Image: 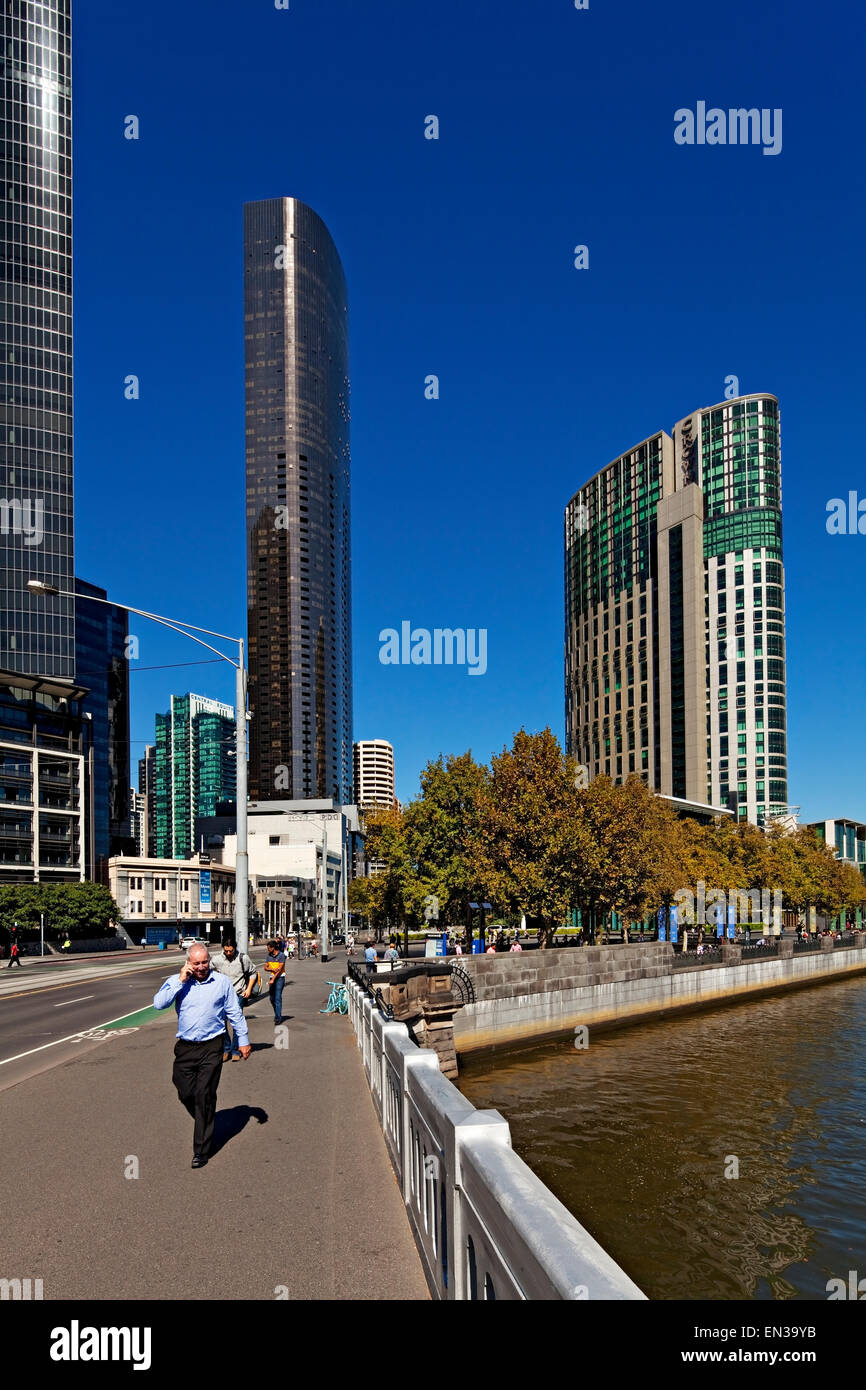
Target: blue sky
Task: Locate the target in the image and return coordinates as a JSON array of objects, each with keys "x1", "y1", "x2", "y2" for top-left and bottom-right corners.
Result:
[{"x1": 72, "y1": 0, "x2": 865, "y2": 818}]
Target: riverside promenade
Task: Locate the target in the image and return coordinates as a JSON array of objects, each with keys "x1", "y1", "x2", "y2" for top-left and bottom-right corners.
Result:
[{"x1": 0, "y1": 956, "x2": 428, "y2": 1301}]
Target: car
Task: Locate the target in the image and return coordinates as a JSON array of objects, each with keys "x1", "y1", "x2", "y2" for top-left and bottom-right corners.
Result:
[{"x1": 179, "y1": 935, "x2": 206, "y2": 948}]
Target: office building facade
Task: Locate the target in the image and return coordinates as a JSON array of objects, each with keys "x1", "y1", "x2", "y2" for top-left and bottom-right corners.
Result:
[
  {"x1": 565, "y1": 393, "x2": 788, "y2": 826},
  {"x1": 1, "y1": 2, "x2": 75, "y2": 678},
  {"x1": 75, "y1": 579, "x2": 131, "y2": 870},
  {"x1": 138, "y1": 744, "x2": 156, "y2": 856},
  {"x1": 244, "y1": 197, "x2": 353, "y2": 804},
  {"x1": 155, "y1": 694, "x2": 236, "y2": 860},
  {"x1": 0, "y1": 671, "x2": 88, "y2": 881},
  {"x1": 807, "y1": 818, "x2": 866, "y2": 883},
  {"x1": 109, "y1": 856, "x2": 236, "y2": 937}
]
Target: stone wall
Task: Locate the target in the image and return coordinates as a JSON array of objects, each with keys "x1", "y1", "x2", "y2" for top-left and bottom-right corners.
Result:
[{"x1": 454, "y1": 942, "x2": 866, "y2": 1055}]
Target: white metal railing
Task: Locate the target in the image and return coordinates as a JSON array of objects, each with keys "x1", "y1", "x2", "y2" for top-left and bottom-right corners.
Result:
[{"x1": 346, "y1": 980, "x2": 645, "y2": 1302}]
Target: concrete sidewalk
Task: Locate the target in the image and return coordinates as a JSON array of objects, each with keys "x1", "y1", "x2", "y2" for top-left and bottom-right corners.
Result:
[{"x1": 0, "y1": 957, "x2": 429, "y2": 1301}]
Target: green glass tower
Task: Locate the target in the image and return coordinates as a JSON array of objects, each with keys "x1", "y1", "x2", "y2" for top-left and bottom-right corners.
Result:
[
  {"x1": 565, "y1": 393, "x2": 788, "y2": 826},
  {"x1": 155, "y1": 694, "x2": 236, "y2": 859}
]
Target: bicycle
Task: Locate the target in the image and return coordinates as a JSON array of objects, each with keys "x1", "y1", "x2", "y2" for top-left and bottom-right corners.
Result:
[{"x1": 320, "y1": 981, "x2": 348, "y2": 1015}]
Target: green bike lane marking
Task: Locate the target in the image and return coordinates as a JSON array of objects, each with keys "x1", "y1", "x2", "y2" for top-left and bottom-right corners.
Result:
[{"x1": 100, "y1": 1005, "x2": 167, "y2": 1031}]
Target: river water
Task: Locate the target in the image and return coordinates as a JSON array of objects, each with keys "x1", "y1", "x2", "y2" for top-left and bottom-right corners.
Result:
[{"x1": 457, "y1": 979, "x2": 866, "y2": 1300}]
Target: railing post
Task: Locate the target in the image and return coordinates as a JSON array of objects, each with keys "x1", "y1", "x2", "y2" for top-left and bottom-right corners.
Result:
[
  {"x1": 451, "y1": 1110, "x2": 512, "y2": 1300},
  {"x1": 400, "y1": 1050, "x2": 441, "y2": 1208}
]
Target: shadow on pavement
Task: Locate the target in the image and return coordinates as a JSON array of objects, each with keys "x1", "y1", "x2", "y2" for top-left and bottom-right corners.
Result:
[{"x1": 211, "y1": 1104, "x2": 268, "y2": 1156}]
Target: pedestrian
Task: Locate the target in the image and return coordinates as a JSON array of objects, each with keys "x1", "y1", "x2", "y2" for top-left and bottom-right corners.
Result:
[
  {"x1": 6, "y1": 940, "x2": 22, "y2": 969},
  {"x1": 140, "y1": 936, "x2": 147, "y2": 951},
  {"x1": 383, "y1": 942, "x2": 400, "y2": 967},
  {"x1": 346, "y1": 932, "x2": 355, "y2": 958},
  {"x1": 454, "y1": 940, "x2": 463, "y2": 956},
  {"x1": 62, "y1": 935, "x2": 71, "y2": 954},
  {"x1": 509, "y1": 937, "x2": 522, "y2": 953},
  {"x1": 153, "y1": 944, "x2": 250, "y2": 1168},
  {"x1": 263, "y1": 940, "x2": 287, "y2": 1023},
  {"x1": 364, "y1": 940, "x2": 377, "y2": 974},
  {"x1": 210, "y1": 939, "x2": 257, "y2": 1060}
]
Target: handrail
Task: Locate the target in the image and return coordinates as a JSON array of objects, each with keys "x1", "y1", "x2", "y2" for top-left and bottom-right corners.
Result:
[{"x1": 345, "y1": 977, "x2": 645, "y2": 1302}]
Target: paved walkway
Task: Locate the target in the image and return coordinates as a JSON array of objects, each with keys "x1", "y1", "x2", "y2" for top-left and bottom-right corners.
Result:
[{"x1": 0, "y1": 957, "x2": 429, "y2": 1300}]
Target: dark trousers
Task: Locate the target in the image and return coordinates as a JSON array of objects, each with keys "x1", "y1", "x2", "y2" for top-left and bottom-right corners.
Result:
[
  {"x1": 6, "y1": 955, "x2": 21, "y2": 967},
  {"x1": 172, "y1": 1036, "x2": 224, "y2": 1157}
]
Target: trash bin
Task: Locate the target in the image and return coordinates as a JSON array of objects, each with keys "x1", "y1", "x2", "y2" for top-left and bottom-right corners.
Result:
[{"x1": 158, "y1": 941, "x2": 165, "y2": 951}]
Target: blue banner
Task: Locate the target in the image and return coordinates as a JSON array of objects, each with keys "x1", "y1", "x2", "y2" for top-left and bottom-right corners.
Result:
[
  {"x1": 727, "y1": 903, "x2": 736, "y2": 940},
  {"x1": 716, "y1": 902, "x2": 724, "y2": 938},
  {"x1": 670, "y1": 904, "x2": 678, "y2": 944},
  {"x1": 657, "y1": 905, "x2": 666, "y2": 942},
  {"x1": 199, "y1": 870, "x2": 212, "y2": 913}
]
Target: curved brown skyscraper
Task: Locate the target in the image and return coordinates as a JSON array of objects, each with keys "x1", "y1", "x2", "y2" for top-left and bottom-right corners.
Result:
[{"x1": 244, "y1": 198, "x2": 353, "y2": 803}]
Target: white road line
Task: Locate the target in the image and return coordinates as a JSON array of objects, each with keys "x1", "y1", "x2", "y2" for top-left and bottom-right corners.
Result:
[
  {"x1": 0, "y1": 1005, "x2": 158, "y2": 1067},
  {"x1": 53, "y1": 996, "x2": 95, "y2": 1008}
]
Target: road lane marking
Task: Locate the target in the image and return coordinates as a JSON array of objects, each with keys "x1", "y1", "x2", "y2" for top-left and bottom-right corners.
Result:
[
  {"x1": 0, "y1": 1004, "x2": 166, "y2": 1067},
  {"x1": 0, "y1": 962, "x2": 176, "y2": 1001},
  {"x1": 53, "y1": 996, "x2": 95, "y2": 1007}
]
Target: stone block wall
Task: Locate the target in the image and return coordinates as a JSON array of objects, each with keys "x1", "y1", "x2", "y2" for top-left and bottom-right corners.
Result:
[{"x1": 459, "y1": 942, "x2": 674, "y2": 1002}]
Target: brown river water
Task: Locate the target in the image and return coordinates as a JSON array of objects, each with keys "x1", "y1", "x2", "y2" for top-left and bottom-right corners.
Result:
[{"x1": 457, "y1": 978, "x2": 866, "y2": 1300}]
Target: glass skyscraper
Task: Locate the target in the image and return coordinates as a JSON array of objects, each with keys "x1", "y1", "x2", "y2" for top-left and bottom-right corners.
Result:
[
  {"x1": 155, "y1": 693, "x2": 237, "y2": 860},
  {"x1": 565, "y1": 393, "x2": 788, "y2": 826},
  {"x1": 1, "y1": 1, "x2": 74, "y2": 677},
  {"x1": 244, "y1": 197, "x2": 353, "y2": 804},
  {"x1": 74, "y1": 579, "x2": 131, "y2": 869}
]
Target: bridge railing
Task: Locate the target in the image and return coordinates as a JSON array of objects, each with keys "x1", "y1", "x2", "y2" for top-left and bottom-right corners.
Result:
[{"x1": 346, "y1": 978, "x2": 645, "y2": 1302}]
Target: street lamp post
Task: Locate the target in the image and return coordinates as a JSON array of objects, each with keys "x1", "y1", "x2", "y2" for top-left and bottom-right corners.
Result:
[{"x1": 27, "y1": 580, "x2": 250, "y2": 954}]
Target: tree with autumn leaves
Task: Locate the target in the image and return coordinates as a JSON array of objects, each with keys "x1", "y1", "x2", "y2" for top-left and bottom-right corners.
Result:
[{"x1": 349, "y1": 729, "x2": 866, "y2": 942}]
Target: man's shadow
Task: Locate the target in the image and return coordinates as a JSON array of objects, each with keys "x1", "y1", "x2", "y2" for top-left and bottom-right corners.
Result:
[{"x1": 211, "y1": 1105, "x2": 268, "y2": 1156}]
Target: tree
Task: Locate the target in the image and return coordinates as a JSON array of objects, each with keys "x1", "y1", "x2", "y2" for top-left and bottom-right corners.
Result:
[
  {"x1": 403, "y1": 752, "x2": 488, "y2": 928},
  {"x1": 361, "y1": 805, "x2": 428, "y2": 934},
  {"x1": 472, "y1": 728, "x2": 578, "y2": 946},
  {"x1": 566, "y1": 775, "x2": 682, "y2": 938},
  {"x1": 0, "y1": 883, "x2": 119, "y2": 941}
]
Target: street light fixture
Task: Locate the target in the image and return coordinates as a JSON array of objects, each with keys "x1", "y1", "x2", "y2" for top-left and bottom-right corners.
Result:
[{"x1": 26, "y1": 579, "x2": 251, "y2": 954}]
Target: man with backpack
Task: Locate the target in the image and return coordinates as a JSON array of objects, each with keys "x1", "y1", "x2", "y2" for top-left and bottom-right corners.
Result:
[{"x1": 210, "y1": 939, "x2": 257, "y2": 1060}]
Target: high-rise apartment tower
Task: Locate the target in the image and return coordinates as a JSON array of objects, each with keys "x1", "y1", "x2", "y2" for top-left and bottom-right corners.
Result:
[
  {"x1": 353, "y1": 740, "x2": 396, "y2": 810},
  {"x1": 565, "y1": 393, "x2": 787, "y2": 826}
]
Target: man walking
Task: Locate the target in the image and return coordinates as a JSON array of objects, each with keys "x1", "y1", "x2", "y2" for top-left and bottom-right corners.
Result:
[
  {"x1": 153, "y1": 944, "x2": 250, "y2": 1168},
  {"x1": 211, "y1": 938, "x2": 256, "y2": 1060},
  {"x1": 6, "y1": 940, "x2": 21, "y2": 968}
]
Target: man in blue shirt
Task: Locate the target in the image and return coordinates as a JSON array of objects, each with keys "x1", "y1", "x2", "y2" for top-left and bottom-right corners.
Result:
[
  {"x1": 154, "y1": 944, "x2": 251, "y2": 1168},
  {"x1": 364, "y1": 941, "x2": 377, "y2": 974}
]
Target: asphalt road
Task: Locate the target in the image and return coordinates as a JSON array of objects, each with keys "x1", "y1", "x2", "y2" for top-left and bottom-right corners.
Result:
[{"x1": 0, "y1": 948, "x2": 271, "y2": 1089}]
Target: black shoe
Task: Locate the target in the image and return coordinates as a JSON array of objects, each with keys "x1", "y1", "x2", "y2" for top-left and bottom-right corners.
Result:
[{"x1": 191, "y1": 1155, "x2": 208, "y2": 1169}]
